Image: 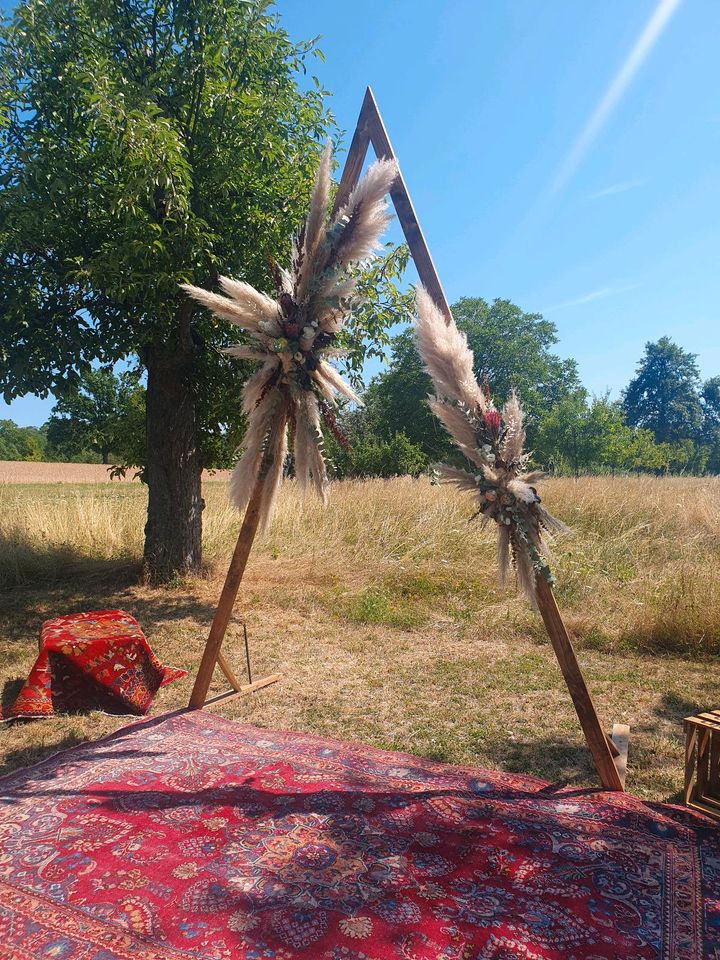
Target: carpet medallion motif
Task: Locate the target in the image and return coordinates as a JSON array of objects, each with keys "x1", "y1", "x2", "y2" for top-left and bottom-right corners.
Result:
[{"x1": 0, "y1": 711, "x2": 717, "y2": 959}]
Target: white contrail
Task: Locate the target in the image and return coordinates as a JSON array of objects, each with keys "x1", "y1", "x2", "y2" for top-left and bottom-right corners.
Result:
[
  {"x1": 542, "y1": 283, "x2": 639, "y2": 313},
  {"x1": 586, "y1": 178, "x2": 647, "y2": 200},
  {"x1": 549, "y1": 0, "x2": 682, "y2": 197}
]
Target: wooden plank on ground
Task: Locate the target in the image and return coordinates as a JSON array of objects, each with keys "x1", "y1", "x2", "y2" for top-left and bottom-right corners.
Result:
[
  {"x1": 203, "y1": 673, "x2": 282, "y2": 708},
  {"x1": 610, "y1": 722, "x2": 630, "y2": 790}
]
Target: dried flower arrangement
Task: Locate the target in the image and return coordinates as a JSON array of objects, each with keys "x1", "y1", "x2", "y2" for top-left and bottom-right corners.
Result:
[
  {"x1": 414, "y1": 286, "x2": 568, "y2": 607},
  {"x1": 182, "y1": 144, "x2": 398, "y2": 529}
]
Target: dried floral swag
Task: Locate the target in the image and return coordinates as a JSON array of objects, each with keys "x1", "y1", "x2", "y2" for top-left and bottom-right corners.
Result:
[
  {"x1": 182, "y1": 145, "x2": 398, "y2": 529},
  {"x1": 414, "y1": 287, "x2": 568, "y2": 606}
]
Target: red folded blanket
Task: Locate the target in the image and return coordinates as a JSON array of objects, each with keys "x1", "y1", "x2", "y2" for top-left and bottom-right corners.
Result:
[{"x1": 1, "y1": 608, "x2": 186, "y2": 720}]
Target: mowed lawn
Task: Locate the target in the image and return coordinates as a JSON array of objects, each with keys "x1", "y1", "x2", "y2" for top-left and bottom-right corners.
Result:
[{"x1": 1, "y1": 469, "x2": 719, "y2": 802}]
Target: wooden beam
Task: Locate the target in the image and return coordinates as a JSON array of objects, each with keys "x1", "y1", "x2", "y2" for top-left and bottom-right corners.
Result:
[
  {"x1": 610, "y1": 723, "x2": 630, "y2": 789},
  {"x1": 333, "y1": 102, "x2": 372, "y2": 214},
  {"x1": 190, "y1": 88, "x2": 452, "y2": 711},
  {"x1": 216, "y1": 650, "x2": 243, "y2": 692},
  {"x1": 203, "y1": 673, "x2": 282, "y2": 708},
  {"x1": 332, "y1": 87, "x2": 452, "y2": 322},
  {"x1": 534, "y1": 575, "x2": 624, "y2": 791},
  {"x1": 188, "y1": 447, "x2": 277, "y2": 709}
]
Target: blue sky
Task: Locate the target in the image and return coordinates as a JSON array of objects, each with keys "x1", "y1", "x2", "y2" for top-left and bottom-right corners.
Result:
[{"x1": 4, "y1": 0, "x2": 719, "y2": 426}]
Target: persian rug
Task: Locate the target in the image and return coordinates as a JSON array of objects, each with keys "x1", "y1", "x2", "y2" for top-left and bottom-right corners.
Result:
[
  {"x1": 1, "y1": 609, "x2": 186, "y2": 721},
  {"x1": 0, "y1": 711, "x2": 718, "y2": 960}
]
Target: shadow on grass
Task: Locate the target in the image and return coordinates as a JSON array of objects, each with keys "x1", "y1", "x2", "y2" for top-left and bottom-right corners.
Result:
[
  {"x1": 484, "y1": 712, "x2": 705, "y2": 806},
  {"x1": 0, "y1": 531, "x2": 145, "y2": 591},
  {"x1": 654, "y1": 690, "x2": 706, "y2": 723},
  {"x1": 0, "y1": 536, "x2": 145, "y2": 645},
  {"x1": 0, "y1": 730, "x2": 92, "y2": 779},
  {"x1": 1, "y1": 573, "x2": 218, "y2": 647},
  {"x1": 630, "y1": 691, "x2": 703, "y2": 742},
  {"x1": 484, "y1": 735, "x2": 597, "y2": 788},
  {"x1": 1, "y1": 677, "x2": 23, "y2": 712}
]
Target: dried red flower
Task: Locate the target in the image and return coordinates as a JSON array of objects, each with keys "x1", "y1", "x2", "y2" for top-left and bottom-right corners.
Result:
[{"x1": 483, "y1": 409, "x2": 502, "y2": 435}]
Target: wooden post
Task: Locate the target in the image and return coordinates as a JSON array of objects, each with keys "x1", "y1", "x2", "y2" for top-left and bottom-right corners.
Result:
[
  {"x1": 534, "y1": 575, "x2": 624, "y2": 791},
  {"x1": 332, "y1": 87, "x2": 452, "y2": 322},
  {"x1": 188, "y1": 452, "x2": 279, "y2": 709}
]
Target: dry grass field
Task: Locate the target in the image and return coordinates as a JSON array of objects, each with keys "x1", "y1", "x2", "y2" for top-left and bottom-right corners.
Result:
[
  {"x1": 0, "y1": 459, "x2": 231, "y2": 484},
  {"x1": 1, "y1": 467, "x2": 719, "y2": 802}
]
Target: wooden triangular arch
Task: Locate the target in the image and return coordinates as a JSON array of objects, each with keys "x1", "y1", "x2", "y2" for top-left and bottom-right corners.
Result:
[
  {"x1": 188, "y1": 87, "x2": 629, "y2": 792},
  {"x1": 332, "y1": 87, "x2": 452, "y2": 321}
]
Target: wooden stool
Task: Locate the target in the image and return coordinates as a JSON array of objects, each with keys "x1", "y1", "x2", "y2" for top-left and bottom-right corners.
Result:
[{"x1": 684, "y1": 710, "x2": 720, "y2": 819}]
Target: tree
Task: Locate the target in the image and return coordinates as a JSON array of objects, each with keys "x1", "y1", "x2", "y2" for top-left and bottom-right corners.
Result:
[
  {"x1": 623, "y1": 337, "x2": 703, "y2": 444},
  {"x1": 0, "y1": 419, "x2": 44, "y2": 460},
  {"x1": 534, "y1": 392, "x2": 598, "y2": 476},
  {"x1": 700, "y1": 376, "x2": 720, "y2": 473},
  {"x1": 356, "y1": 296, "x2": 581, "y2": 461},
  {"x1": 46, "y1": 367, "x2": 141, "y2": 464},
  {"x1": 337, "y1": 432, "x2": 427, "y2": 479},
  {"x1": 0, "y1": 0, "x2": 334, "y2": 580},
  {"x1": 535, "y1": 392, "x2": 672, "y2": 476}
]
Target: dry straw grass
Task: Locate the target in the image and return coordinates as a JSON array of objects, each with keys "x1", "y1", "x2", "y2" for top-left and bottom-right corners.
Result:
[
  {"x1": 0, "y1": 460, "x2": 230, "y2": 484},
  {"x1": 4, "y1": 474, "x2": 717, "y2": 655},
  {"x1": 1, "y1": 472, "x2": 719, "y2": 800},
  {"x1": 0, "y1": 461, "x2": 137, "y2": 484}
]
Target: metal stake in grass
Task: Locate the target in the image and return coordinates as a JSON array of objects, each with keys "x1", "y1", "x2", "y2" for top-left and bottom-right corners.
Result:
[{"x1": 243, "y1": 622, "x2": 253, "y2": 687}]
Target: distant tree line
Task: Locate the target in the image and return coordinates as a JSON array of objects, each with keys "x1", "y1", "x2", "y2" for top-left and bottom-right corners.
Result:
[
  {"x1": 3, "y1": 299, "x2": 718, "y2": 478},
  {"x1": 331, "y1": 301, "x2": 719, "y2": 478},
  {"x1": 1, "y1": 368, "x2": 144, "y2": 466}
]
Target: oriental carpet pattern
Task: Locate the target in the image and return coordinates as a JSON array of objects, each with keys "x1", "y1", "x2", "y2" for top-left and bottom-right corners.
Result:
[
  {"x1": 1, "y1": 610, "x2": 186, "y2": 721},
  {"x1": 0, "y1": 710, "x2": 718, "y2": 959}
]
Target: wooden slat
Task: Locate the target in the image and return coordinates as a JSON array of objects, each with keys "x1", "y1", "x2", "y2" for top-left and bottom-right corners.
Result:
[
  {"x1": 696, "y1": 712, "x2": 720, "y2": 726},
  {"x1": 610, "y1": 723, "x2": 630, "y2": 790},
  {"x1": 332, "y1": 87, "x2": 453, "y2": 323},
  {"x1": 688, "y1": 795, "x2": 720, "y2": 820},
  {"x1": 534, "y1": 575, "x2": 624, "y2": 791},
  {"x1": 697, "y1": 729, "x2": 711, "y2": 801},
  {"x1": 188, "y1": 442, "x2": 280, "y2": 709},
  {"x1": 685, "y1": 721, "x2": 698, "y2": 805},
  {"x1": 216, "y1": 650, "x2": 243, "y2": 692},
  {"x1": 203, "y1": 673, "x2": 282, "y2": 708},
  {"x1": 687, "y1": 718, "x2": 720, "y2": 734},
  {"x1": 709, "y1": 734, "x2": 720, "y2": 797}
]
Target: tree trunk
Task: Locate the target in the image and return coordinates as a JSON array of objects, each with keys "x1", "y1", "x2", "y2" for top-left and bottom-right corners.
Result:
[{"x1": 143, "y1": 307, "x2": 204, "y2": 583}]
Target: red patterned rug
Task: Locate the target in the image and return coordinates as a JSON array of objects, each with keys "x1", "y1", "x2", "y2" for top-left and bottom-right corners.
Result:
[
  {"x1": 0, "y1": 711, "x2": 718, "y2": 959},
  {"x1": 1, "y1": 609, "x2": 186, "y2": 721}
]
